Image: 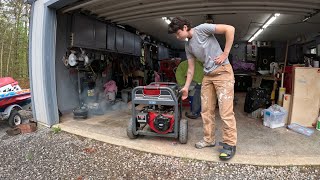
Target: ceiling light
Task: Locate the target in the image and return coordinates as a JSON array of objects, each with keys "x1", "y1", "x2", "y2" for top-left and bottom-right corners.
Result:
[
  {"x1": 248, "y1": 13, "x2": 280, "y2": 42},
  {"x1": 302, "y1": 16, "x2": 310, "y2": 22},
  {"x1": 255, "y1": 28, "x2": 264, "y2": 37},
  {"x1": 302, "y1": 10, "x2": 319, "y2": 22},
  {"x1": 248, "y1": 36, "x2": 255, "y2": 43},
  {"x1": 248, "y1": 28, "x2": 263, "y2": 42},
  {"x1": 162, "y1": 17, "x2": 171, "y2": 24},
  {"x1": 262, "y1": 16, "x2": 276, "y2": 29}
]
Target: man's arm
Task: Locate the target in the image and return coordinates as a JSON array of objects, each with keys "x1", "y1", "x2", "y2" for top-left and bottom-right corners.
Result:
[
  {"x1": 180, "y1": 58, "x2": 195, "y2": 100},
  {"x1": 214, "y1": 24, "x2": 235, "y2": 64},
  {"x1": 185, "y1": 58, "x2": 195, "y2": 89}
]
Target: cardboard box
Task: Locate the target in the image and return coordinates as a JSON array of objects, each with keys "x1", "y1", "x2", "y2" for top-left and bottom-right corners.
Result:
[{"x1": 290, "y1": 67, "x2": 320, "y2": 127}]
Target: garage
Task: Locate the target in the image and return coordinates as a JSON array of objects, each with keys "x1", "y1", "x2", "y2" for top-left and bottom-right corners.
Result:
[{"x1": 28, "y1": 0, "x2": 320, "y2": 164}]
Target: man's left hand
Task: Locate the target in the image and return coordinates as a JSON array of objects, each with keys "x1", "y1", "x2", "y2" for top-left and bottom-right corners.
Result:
[{"x1": 214, "y1": 53, "x2": 228, "y2": 64}]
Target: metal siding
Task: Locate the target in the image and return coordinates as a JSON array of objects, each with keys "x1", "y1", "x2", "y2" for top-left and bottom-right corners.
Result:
[
  {"x1": 45, "y1": 0, "x2": 79, "y2": 9},
  {"x1": 43, "y1": 6, "x2": 59, "y2": 126},
  {"x1": 55, "y1": 13, "x2": 79, "y2": 113},
  {"x1": 31, "y1": 0, "x2": 47, "y2": 125},
  {"x1": 30, "y1": 0, "x2": 60, "y2": 126},
  {"x1": 28, "y1": 1, "x2": 37, "y2": 121}
]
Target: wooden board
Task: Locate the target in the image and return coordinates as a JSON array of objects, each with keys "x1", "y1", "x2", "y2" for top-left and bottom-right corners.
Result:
[
  {"x1": 289, "y1": 67, "x2": 320, "y2": 127},
  {"x1": 282, "y1": 94, "x2": 291, "y2": 125}
]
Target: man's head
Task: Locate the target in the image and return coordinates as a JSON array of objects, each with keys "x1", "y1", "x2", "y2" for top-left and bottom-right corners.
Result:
[{"x1": 168, "y1": 17, "x2": 192, "y2": 41}]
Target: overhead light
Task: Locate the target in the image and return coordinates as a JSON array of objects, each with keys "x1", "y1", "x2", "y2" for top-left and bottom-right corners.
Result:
[
  {"x1": 162, "y1": 17, "x2": 171, "y2": 24},
  {"x1": 248, "y1": 13, "x2": 280, "y2": 42},
  {"x1": 255, "y1": 28, "x2": 264, "y2": 37},
  {"x1": 262, "y1": 16, "x2": 276, "y2": 29},
  {"x1": 302, "y1": 16, "x2": 310, "y2": 22},
  {"x1": 302, "y1": 10, "x2": 319, "y2": 22},
  {"x1": 249, "y1": 29, "x2": 263, "y2": 42}
]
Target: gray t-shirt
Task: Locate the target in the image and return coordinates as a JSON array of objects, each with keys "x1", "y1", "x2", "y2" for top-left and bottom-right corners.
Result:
[{"x1": 185, "y1": 23, "x2": 229, "y2": 74}]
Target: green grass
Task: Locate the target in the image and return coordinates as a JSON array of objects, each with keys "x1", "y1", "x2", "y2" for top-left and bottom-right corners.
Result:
[{"x1": 51, "y1": 126, "x2": 62, "y2": 134}]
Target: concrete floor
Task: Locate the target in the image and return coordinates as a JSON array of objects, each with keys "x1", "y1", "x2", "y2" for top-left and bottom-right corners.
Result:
[{"x1": 58, "y1": 93, "x2": 320, "y2": 166}]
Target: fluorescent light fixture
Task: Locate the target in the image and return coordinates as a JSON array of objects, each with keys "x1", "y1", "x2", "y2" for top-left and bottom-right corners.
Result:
[
  {"x1": 162, "y1": 17, "x2": 171, "y2": 24},
  {"x1": 248, "y1": 37, "x2": 255, "y2": 43},
  {"x1": 248, "y1": 29, "x2": 264, "y2": 42},
  {"x1": 255, "y1": 28, "x2": 264, "y2": 37},
  {"x1": 248, "y1": 13, "x2": 280, "y2": 42},
  {"x1": 249, "y1": 29, "x2": 262, "y2": 42},
  {"x1": 302, "y1": 10, "x2": 320, "y2": 22},
  {"x1": 262, "y1": 16, "x2": 276, "y2": 29},
  {"x1": 302, "y1": 16, "x2": 310, "y2": 22}
]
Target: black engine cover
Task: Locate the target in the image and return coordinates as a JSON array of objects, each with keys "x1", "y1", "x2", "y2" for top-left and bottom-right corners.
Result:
[{"x1": 153, "y1": 115, "x2": 170, "y2": 132}]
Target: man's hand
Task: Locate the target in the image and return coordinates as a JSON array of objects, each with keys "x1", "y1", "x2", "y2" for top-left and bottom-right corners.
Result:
[
  {"x1": 180, "y1": 86, "x2": 189, "y2": 100},
  {"x1": 214, "y1": 52, "x2": 228, "y2": 64}
]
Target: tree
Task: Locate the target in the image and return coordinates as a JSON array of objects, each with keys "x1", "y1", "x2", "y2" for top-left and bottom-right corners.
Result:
[{"x1": 0, "y1": 0, "x2": 30, "y2": 84}]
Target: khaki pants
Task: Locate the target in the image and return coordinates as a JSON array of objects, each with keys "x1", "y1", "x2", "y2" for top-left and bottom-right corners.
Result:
[{"x1": 200, "y1": 64, "x2": 237, "y2": 146}]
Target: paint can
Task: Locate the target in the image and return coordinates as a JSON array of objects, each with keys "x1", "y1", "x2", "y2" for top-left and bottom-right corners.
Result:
[{"x1": 316, "y1": 116, "x2": 320, "y2": 131}]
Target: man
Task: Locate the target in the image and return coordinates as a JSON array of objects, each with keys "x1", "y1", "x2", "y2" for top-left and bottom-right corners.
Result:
[{"x1": 168, "y1": 17, "x2": 237, "y2": 160}]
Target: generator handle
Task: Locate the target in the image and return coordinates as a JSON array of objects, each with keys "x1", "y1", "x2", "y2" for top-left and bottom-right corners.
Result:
[
  {"x1": 132, "y1": 86, "x2": 179, "y2": 103},
  {"x1": 149, "y1": 82, "x2": 177, "y2": 86},
  {"x1": 177, "y1": 90, "x2": 182, "y2": 100}
]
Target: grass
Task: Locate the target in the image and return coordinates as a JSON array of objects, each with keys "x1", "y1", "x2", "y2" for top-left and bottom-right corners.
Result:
[
  {"x1": 26, "y1": 152, "x2": 33, "y2": 160},
  {"x1": 51, "y1": 126, "x2": 62, "y2": 134}
]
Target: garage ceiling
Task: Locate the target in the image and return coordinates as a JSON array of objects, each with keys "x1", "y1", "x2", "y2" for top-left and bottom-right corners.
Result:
[{"x1": 61, "y1": 0, "x2": 320, "y2": 49}]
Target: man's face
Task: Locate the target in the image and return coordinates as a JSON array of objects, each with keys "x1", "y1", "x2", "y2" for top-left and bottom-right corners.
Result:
[{"x1": 175, "y1": 25, "x2": 188, "y2": 41}]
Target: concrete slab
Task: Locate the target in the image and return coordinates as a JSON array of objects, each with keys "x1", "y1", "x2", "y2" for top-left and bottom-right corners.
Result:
[{"x1": 58, "y1": 93, "x2": 320, "y2": 166}]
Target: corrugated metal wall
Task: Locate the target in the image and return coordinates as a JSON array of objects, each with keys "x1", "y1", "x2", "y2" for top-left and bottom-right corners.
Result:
[{"x1": 29, "y1": 0, "x2": 59, "y2": 126}]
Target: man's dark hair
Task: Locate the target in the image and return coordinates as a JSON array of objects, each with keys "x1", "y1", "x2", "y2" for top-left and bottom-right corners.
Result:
[{"x1": 168, "y1": 17, "x2": 192, "y2": 34}]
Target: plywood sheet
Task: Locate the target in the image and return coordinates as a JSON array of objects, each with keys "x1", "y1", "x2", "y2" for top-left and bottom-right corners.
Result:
[
  {"x1": 282, "y1": 94, "x2": 291, "y2": 124},
  {"x1": 290, "y1": 68, "x2": 320, "y2": 127}
]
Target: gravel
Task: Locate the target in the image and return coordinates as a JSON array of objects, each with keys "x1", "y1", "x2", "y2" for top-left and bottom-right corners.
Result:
[{"x1": 0, "y1": 127, "x2": 319, "y2": 180}]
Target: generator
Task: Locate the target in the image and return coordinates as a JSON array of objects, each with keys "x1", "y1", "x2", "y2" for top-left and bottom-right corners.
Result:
[{"x1": 127, "y1": 82, "x2": 188, "y2": 144}]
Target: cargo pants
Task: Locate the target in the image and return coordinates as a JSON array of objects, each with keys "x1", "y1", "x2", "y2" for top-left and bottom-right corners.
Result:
[{"x1": 200, "y1": 64, "x2": 237, "y2": 146}]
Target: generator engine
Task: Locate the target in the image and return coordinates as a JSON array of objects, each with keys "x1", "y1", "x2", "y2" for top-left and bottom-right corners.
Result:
[{"x1": 136, "y1": 105, "x2": 175, "y2": 134}]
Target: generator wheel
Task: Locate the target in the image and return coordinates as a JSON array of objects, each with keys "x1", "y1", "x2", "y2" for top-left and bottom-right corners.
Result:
[
  {"x1": 179, "y1": 119, "x2": 188, "y2": 144},
  {"x1": 8, "y1": 109, "x2": 23, "y2": 127},
  {"x1": 127, "y1": 118, "x2": 138, "y2": 139}
]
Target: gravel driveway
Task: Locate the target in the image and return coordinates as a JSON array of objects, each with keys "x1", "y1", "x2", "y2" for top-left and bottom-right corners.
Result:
[{"x1": 0, "y1": 125, "x2": 319, "y2": 180}]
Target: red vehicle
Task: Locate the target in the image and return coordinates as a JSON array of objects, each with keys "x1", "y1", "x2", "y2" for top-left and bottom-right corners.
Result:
[{"x1": 0, "y1": 77, "x2": 31, "y2": 127}]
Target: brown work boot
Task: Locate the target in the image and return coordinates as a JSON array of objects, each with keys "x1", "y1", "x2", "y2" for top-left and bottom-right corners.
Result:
[{"x1": 195, "y1": 140, "x2": 216, "y2": 149}]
